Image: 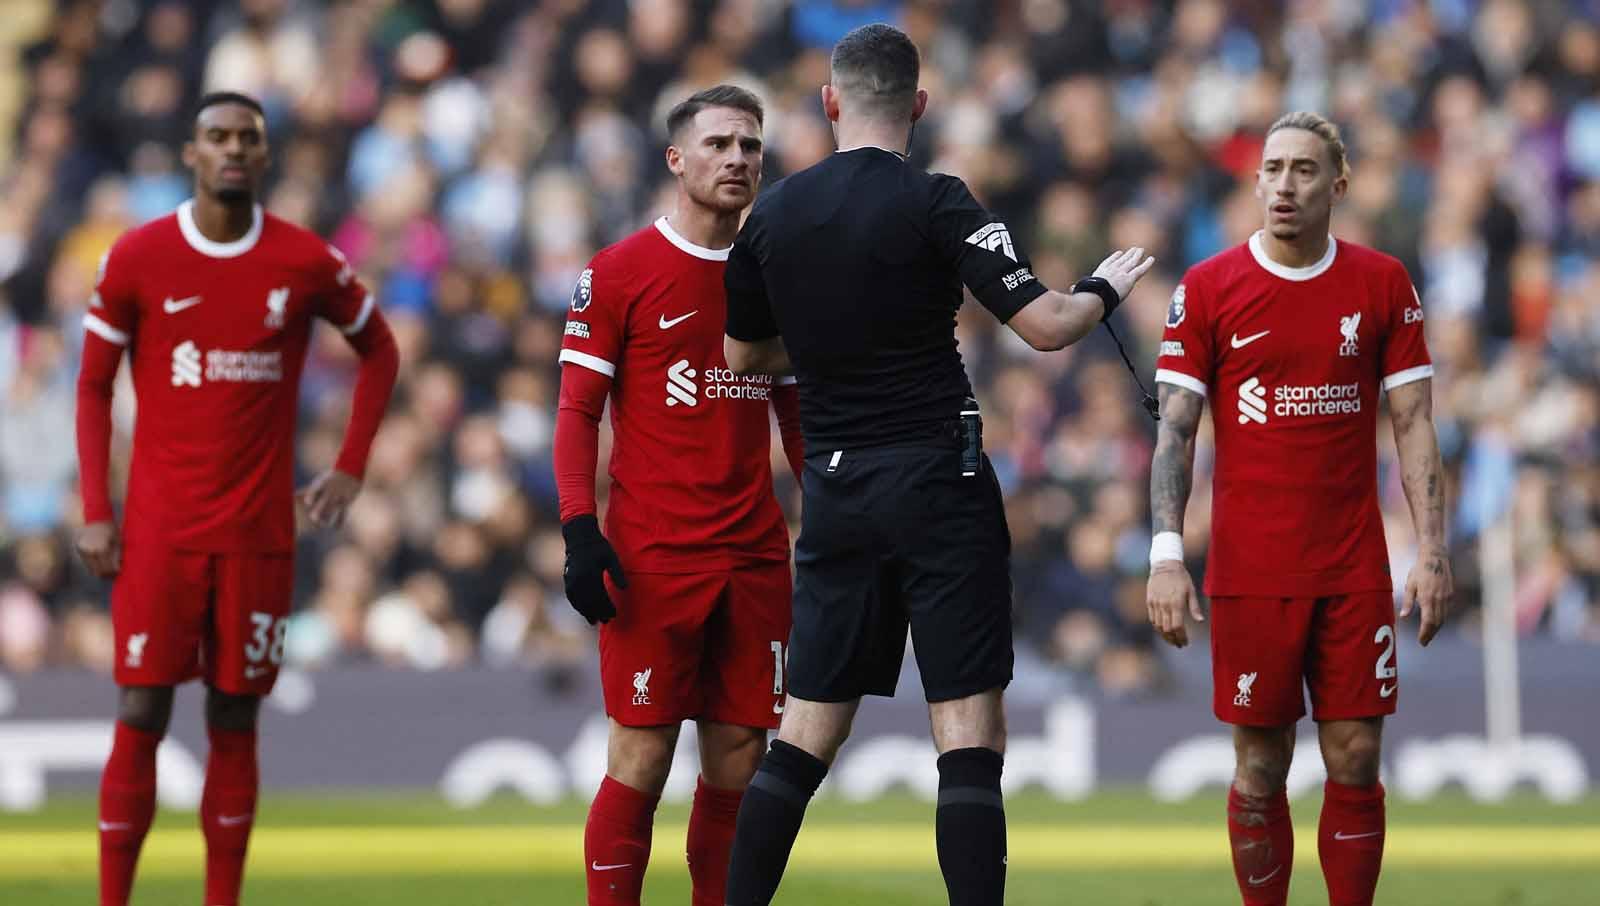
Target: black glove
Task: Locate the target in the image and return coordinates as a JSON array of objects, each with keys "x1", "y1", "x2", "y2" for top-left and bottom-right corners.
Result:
[{"x1": 561, "y1": 514, "x2": 626, "y2": 624}]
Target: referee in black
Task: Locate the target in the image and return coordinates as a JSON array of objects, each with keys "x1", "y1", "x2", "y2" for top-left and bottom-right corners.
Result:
[{"x1": 720, "y1": 23, "x2": 1155, "y2": 906}]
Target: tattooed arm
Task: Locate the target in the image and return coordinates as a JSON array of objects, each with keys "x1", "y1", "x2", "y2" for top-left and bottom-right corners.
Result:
[
  {"x1": 1146, "y1": 383, "x2": 1207, "y2": 647},
  {"x1": 1151, "y1": 384, "x2": 1204, "y2": 535},
  {"x1": 1388, "y1": 377, "x2": 1453, "y2": 645}
]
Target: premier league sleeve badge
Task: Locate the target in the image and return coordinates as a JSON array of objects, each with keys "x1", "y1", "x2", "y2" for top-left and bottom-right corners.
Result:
[{"x1": 1166, "y1": 284, "x2": 1187, "y2": 329}]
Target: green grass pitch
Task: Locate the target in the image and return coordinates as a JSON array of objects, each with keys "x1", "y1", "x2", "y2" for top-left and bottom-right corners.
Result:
[{"x1": 3, "y1": 789, "x2": 1596, "y2": 904}]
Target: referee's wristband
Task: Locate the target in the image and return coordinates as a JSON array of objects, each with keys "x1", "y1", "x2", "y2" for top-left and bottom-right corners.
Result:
[
  {"x1": 1149, "y1": 531, "x2": 1184, "y2": 568},
  {"x1": 1070, "y1": 275, "x2": 1122, "y2": 321}
]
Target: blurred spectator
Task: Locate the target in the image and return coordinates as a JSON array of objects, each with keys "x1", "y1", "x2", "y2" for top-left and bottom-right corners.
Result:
[
  {"x1": 1, "y1": 327, "x2": 75, "y2": 533},
  {"x1": 0, "y1": 0, "x2": 1595, "y2": 683},
  {"x1": 480, "y1": 574, "x2": 587, "y2": 672}
]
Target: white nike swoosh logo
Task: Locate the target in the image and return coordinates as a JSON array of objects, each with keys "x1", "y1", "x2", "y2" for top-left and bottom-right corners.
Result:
[
  {"x1": 163, "y1": 295, "x2": 203, "y2": 314},
  {"x1": 1231, "y1": 330, "x2": 1270, "y2": 349},
  {"x1": 1380, "y1": 683, "x2": 1395, "y2": 698},
  {"x1": 1247, "y1": 865, "x2": 1283, "y2": 885},
  {"x1": 217, "y1": 813, "x2": 253, "y2": 827},
  {"x1": 99, "y1": 821, "x2": 132, "y2": 832},
  {"x1": 592, "y1": 862, "x2": 633, "y2": 871},
  {"x1": 658, "y1": 310, "x2": 697, "y2": 329},
  {"x1": 1333, "y1": 830, "x2": 1383, "y2": 841}
]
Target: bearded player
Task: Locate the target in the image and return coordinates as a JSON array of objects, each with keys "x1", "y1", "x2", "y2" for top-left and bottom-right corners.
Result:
[
  {"x1": 1146, "y1": 112, "x2": 1452, "y2": 906},
  {"x1": 554, "y1": 85, "x2": 804, "y2": 906},
  {"x1": 75, "y1": 92, "x2": 399, "y2": 906}
]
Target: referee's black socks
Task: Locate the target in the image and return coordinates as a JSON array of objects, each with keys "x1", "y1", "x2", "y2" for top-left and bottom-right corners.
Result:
[
  {"x1": 935, "y1": 746, "x2": 1007, "y2": 906},
  {"x1": 724, "y1": 739, "x2": 828, "y2": 905}
]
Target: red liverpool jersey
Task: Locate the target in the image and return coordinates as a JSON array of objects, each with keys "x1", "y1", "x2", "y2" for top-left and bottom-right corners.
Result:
[
  {"x1": 83, "y1": 201, "x2": 376, "y2": 553},
  {"x1": 558, "y1": 217, "x2": 791, "y2": 573},
  {"x1": 1154, "y1": 232, "x2": 1433, "y2": 597}
]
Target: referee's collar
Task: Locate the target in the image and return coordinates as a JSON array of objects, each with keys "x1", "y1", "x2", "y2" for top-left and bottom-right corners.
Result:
[{"x1": 835, "y1": 145, "x2": 907, "y2": 161}]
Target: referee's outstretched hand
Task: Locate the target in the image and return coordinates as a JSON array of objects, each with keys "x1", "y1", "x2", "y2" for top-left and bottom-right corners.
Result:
[
  {"x1": 561, "y1": 514, "x2": 627, "y2": 624},
  {"x1": 1092, "y1": 247, "x2": 1158, "y2": 302}
]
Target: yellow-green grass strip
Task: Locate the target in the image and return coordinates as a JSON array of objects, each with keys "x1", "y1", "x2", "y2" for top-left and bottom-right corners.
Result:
[{"x1": 4, "y1": 825, "x2": 1596, "y2": 878}]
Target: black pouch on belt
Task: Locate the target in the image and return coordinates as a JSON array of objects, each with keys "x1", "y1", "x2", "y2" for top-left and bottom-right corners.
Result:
[{"x1": 959, "y1": 397, "x2": 983, "y2": 477}]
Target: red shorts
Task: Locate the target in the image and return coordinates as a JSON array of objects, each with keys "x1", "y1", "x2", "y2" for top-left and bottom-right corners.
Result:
[
  {"x1": 111, "y1": 542, "x2": 294, "y2": 695},
  {"x1": 1210, "y1": 591, "x2": 1398, "y2": 726},
  {"x1": 599, "y1": 562, "x2": 791, "y2": 729}
]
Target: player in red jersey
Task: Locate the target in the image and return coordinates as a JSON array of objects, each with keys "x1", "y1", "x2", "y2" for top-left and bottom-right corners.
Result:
[
  {"x1": 553, "y1": 85, "x2": 804, "y2": 906},
  {"x1": 1145, "y1": 112, "x2": 1452, "y2": 906},
  {"x1": 74, "y1": 92, "x2": 399, "y2": 906}
]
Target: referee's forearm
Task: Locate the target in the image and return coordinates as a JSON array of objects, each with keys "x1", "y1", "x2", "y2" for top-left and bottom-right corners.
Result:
[
  {"x1": 725, "y1": 335, "x2": 792, "y2": 376},
  {"x1": 1057, "y1": 290, "x2": 1107, "y2": 345},
  {"x1": 1011, "y1": 290, "x2": 1104, "y2": 351}
]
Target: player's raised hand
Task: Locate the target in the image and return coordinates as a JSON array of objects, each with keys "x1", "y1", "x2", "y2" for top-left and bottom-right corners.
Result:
[
  {"x1": 1092, "y1": 247, "x2": 1158, "y2": 303},
  {"x1": 1146, "y1": 560, "x2": 1205, "y2": 648},
  {"x1": 76, "y1": 520, "x2": 122, "y2": 578},
  {"x1": 1401, "y1": 544, "x2": 1453, "y2": 646},
  {"x1": 297, "y1": 469, "x2": 362, "y2": 530},
  {"x1": 561, "y1": 514, "x2": 627, "y2": 625}
]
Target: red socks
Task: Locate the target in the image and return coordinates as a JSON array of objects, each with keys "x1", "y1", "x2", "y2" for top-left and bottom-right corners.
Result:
[
  {"x1": 1227, "y1": 785, "x2": 1294, "y2": 906},
  {"x1": 200, "y1": 726, "x2": 259, "y2": 906},
  {"x1": 686, "y1": 777, "x2": 744, "y2": 906},
  {"x1": 583, "y1": 774, "x2": 742, "y2": 905},
  {"x1": 1319, "y1": 780, "x2": 1386, "y2": 905},
  {"x1": 1227, "y1": 780, "x2": 1384, "y2": 905},
  {"x1": 100, "y1": 720, "x2": 262, "y2": 906},
  {"x1": 584, "y1": 776, "x2": 660, "y2": 905},
  {"x1": 99, "y1": 721, "x2": 161, "y2": 906}
]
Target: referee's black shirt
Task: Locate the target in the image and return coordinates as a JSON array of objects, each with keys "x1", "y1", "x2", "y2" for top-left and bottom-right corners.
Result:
[{"x1": 725, "y1": 146, "x2": 1048, "y2": 451}]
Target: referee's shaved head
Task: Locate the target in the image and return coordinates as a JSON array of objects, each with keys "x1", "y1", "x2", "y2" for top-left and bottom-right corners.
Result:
[{"x1": 830, "y1": 24, "x2": 920, "y2": 121}]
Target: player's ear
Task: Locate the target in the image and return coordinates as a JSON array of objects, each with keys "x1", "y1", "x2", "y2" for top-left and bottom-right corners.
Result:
[
  {"x1": 910, "y1": 89, "x2": 929, "y2": 123},
  {"x1": 180, "y1": 138, "x2": 197, "y2": 172},
  {"x1": 1330, "y1": 172, "x2": 1349, "y2": 205},
  {"x1": 664, "y1": 143, "x2": 684, "y2": 177},
  {"x1": 821, "y1": 84, "x2": 840, "y2": 122}
]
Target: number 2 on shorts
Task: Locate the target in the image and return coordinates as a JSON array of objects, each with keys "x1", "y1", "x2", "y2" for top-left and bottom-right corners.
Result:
[{"x1": 1374, "y1": 624, "x2": 1396, "y2": 680}]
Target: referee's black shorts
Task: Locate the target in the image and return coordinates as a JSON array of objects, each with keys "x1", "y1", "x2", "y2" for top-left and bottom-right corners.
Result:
[{"x1": 787, "y1": 441, "x2": 1013, "y2": 704}]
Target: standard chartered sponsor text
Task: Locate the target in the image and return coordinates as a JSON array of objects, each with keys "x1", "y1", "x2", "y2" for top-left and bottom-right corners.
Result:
[
  {"x1": 1274, "y1": 382, "x2": 1360, "y2": 417},
  {"x1": 206, "y1": 349, "x2": 283, "y2": 383},
  {"x1": 701, "y1": 367, "x2": 775, "y2": 401}
]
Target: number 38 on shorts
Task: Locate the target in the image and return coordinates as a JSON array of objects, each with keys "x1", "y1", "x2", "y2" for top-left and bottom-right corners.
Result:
[{"x1": 110, "y1": 548, "x2": 295, "y2": 695}]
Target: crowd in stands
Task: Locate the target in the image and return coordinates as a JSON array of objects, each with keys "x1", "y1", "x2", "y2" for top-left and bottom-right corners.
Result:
[{"x1": 1, "y1": 0, "x2": 1596, "y2": 695}]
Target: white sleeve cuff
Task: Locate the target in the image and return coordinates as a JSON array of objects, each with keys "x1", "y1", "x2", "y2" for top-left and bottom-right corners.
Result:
[
  {"x1": 1382, "y1": 364, "x2": 1433, "y2": 392},
  {"x1": 558, "y1": 349, "x2": 616, "y2": 377},
  {"x1": 1155, "y1": 369, "x2": 1207, "y2": 398},
  {"x1": 339, "y1": 293, "x2": 376, "y2": 335},
  {"x1": 83, "y1": 313, "x2": 129, "y2": 346}
]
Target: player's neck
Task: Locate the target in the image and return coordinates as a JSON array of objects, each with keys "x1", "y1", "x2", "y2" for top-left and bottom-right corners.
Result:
[
  {"x1": 191, "y1": 195, "x2": 257, "y2": 244},
  {"x1": 667, "y1": 204, "x2": 740, "y2": 251},
  {"x1": 1258, "y1": 229, "x2": 1331, "y2": 269},
  {"x1": 833, "y1": 119, "x2": 910, "y2": 158}
]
